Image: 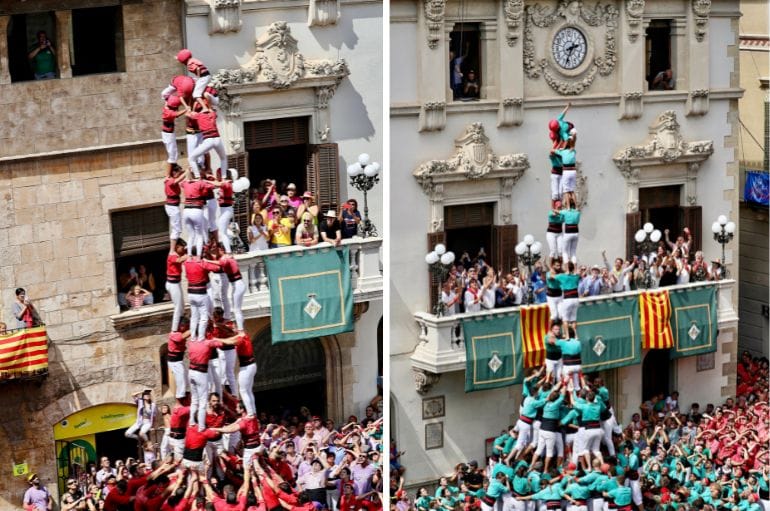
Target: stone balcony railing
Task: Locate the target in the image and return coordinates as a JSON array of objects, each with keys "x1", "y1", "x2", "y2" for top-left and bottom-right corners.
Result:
[
  {"x1": 111, "y1": 238, "x2": 383, "y2": 328},
  {"x1": 411, "y1": 279, "x2": 738, "y2": 376}
]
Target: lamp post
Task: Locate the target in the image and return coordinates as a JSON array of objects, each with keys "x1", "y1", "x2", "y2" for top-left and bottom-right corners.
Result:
[
  {"x1": 634, "y1": 222, "x2": 662, "y2": 289},
  {"x1": 425, "y1": 244, "x2": 455, "y2": 316},
  {"x1": 711, "y1": 215, "x2": 736, "y2": 278},
  {"x1": 347, "y1": 154, "x2": 380, "y2": 238},
  {"x1": 515, "y1": 235, "x2": 542, "y2": 305}
]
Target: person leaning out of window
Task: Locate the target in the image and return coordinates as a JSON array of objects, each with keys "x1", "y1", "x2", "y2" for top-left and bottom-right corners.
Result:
[
  {"x1": 13, "y1": 288, "x2": 41, "y2": 330},
  {"x1": 28, "y1": 31, "x2": 56, "y2": 80}
]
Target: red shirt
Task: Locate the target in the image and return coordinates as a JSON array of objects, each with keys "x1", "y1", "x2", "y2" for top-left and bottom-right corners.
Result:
[
  {"x1": 259, "y1": 476, "x2": 281, "y2": 510},
  {"x1": 161, "y1": 497, "x2": 190, "y2": 511},
  {"x1": 165, "y1": 178, "x2": 181, "y2": 205},
  {"x1": 181, "y1": 180, "x2": 214, "y2": 207},
  {"x1": 238, "y1": 416, "x2": 261, "y2": 448},
  {"x1": 188, "y1": 111, "x2": 219, "y2": 139},
  {"x1": 127, "y1": 475, "x2": 148, "y2": 496},
  {"x1": 172, "y1": 75, "x2": 195, "y2": 97},
  {"x1": 206, "y1": 409, "x2": 226, "y2": 439},
  {"x1": 187, "y1": 57, "x2": 209, "y2": 76},
  {"x1": 219, "y1": 181, "x2": 234, "y2": 207},
  {"x1": 188, "y1": 339, "x2": 223, "y2": 369},
  {"x1": 236, "y1": 334, "x2": 254, "y2": 366},
  {"x1": 220, "y1": 257, "x2": 242, "y2": 282},
  {"x1": 212, "y1": 494, "x2": 247, "y2": 511},
  {"x1": 183, "y1": 425, "x2": 219, "y2": 459},
  {"x1": 167, "y1": 253, "x2": 183, "y2": 282},
  {"x1": 162, "y1": 106, "x2": 178, "y2": 133},
  {"x1": 170, "y1": 405, "x2": 190, "y2": 431},
  {"x1": 290, "y1": 503, "x2": 316, "y2": 511},
  {"x1": 183, "y1": 258, "x2": 220, "y2": 291},
  {"x1": 104, "y1": 490, "x2": 132, "y2": 511},
  {"x1": 167, "y1": 333, "x2": 186, "y2": 359}
]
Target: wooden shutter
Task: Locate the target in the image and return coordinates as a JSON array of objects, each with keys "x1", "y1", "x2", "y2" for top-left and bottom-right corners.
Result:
[
  {"x1": 244, "y1": 117, "x2": 309, "y2": 150},
  {"x1": 445, "y1": 203, "x2": 494, "y2": 229},
  {"x1": 112, "y1": 206, "x2": 169, "y2": 257},
  {"x1": 626, "y1": 211, "x2": 642, "y2": 261},
  {"x1": 428, "y1": 231, "x2": 447, "y2": 313},
  {"x1": 491, "y1": 224, "x2": 518, "y2": 274},
  {"x1": 680, "y1": 206, "x2": 702, "y2": 258},
  {"x1": 306, "y1": 144, "x2": 340, "y2": 213},
  {"x1": 231, "y1": 152, "x2": 249, "y2": 250}
]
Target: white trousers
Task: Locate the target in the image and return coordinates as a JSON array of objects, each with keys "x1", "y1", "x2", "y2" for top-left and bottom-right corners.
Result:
[
  {"x1": 162, "y1": 131, "x2": 178, "y2": 163},
  {"x1": 545, "y1": 359, "x2": 562, "y2": 381},
  {"x1": 166, "y1": 281, "x2": 184, "y2": 332},
  {"x1": 562, "y1": 364, "x2": 582, "y2": 389},
  {"x1": 217, "y1": 348, "x2": 238, "y2": 395},
  {"x1": 546, "y1": 232, "x2": 563, "y2": 260},
  {"x1": 208, "y1": 273, "x2": 222, "y2": 312},
  {"x1": 160, "y1": 429, "x2": 171, "y2": 459},
  {"x1": 530, "y1": 420, "x2": 541, "y2": 448},
  {"x1": 572, "y1": 427, "x2": 585, "y2": 464},
  {"x1": 183, "y1": 207, "x2": 205, "y2": 257},
  {"x1": 125, "y1": 421, "x2": 152, "y2": 441},
  {"x1": 568, "y1": 505, "x2": 587, "y2": 511},
  {"x1": 550, "y1": 173, "x2": 562, "y2": 201},
  {"x1": 168, "y1": 437, "x2": 184, "y2": 461},
  {"x1": 193, "y1": 74, "x2": 211, "y2": 99},
  {"x1": 217, "y1": 206, "x2": 234, "y2": 252},
  {"x1": 535, "y1": 429, "x2": 558, "y2": 458},
  {"x1": 169, "y1": 359, "x2": 188, "y2": 399},
  {"x1": 189, "y1": 368, "x2": 209, "y2": 429},
  {"x1": 514, "y1": 420, "x2": 532, "y2": 452},
  {"x1": 560, "y1": 298, "x2": 579, "y2": 322},
  {"x1": 561, "y1": 170, "x2": 577, "y2": 194},
  {"x1": 205, "y1": 198, "x2": 218, "y2": 234},
  {"x1": 186, "y1": 133, "x2": 203, "y2": 176},
  {"x1": 239, "y1": 362, "x2": 257, "y2": 416},
  {"x1": 601, "y1": 414, "x2": 618, "y2": 456},
  {"x1": 165, "y1": 204, "x2": 182, "y2": 241},
  {"x1": 189, "y1": 137, "x2": 226, "y2": 178},
  {"x1": 189, "y1": 293, "x2": 209, "y2": 342},
  {"x1": 231, "y1": 280, "x2": 246, "y2": 331},
  {"x1": 562, "y1": 233, "x2": 579, "y2": 264},
  {"x1": 582, "y1": 428, "x2": 603, "y2": 455},
  {"x1": 208, "y1": 358, "x2": 222, "y2": 398},
  {"x1": 547, "y1": 295, "x2": 562, "y2": 321}
]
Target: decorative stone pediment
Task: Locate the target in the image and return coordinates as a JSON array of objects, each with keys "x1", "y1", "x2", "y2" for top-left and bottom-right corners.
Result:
[
  {"x1": 211, "y1": 22, "x2": 350, "y2": 91},
  {"x1": 414, "y1": 123, "x2": 529, "y2": 231},
  {"x1": 612, "y1": 111, "x2": 713, "y2": 213},
  {"x1": 613, "y1": 110, "x2": 713, "y2": 171},
  {"x1": 208, "y1": 0, "x2": 242, "y2": 34}
]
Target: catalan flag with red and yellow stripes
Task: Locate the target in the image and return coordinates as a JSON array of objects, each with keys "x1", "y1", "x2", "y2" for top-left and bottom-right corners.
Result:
[
  {"x1": 0, "y1": 326, "x2": 48, "y2": 381},
  {"x1": 520, "y1": 303, "x2": 550, "y2": 367},
  {"x1": 639, "y1": 290, "x2": 674, "y2": 349}
]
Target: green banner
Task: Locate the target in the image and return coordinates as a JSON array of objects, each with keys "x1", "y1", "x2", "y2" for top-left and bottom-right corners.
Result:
[
  {"x1": 464, "y1": 312, "x2": 523, "y2": 392},
  {"x1": 577, "y1": 295, "x2": 641, "y2": 373},
  {"x1": 265, "y1": 247, "x2": 353, "y2": 343},
  {"x1": 668, "y1": 285, "x2": 718, "y2": 359}
]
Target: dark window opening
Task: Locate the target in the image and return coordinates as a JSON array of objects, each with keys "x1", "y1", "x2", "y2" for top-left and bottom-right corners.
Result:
[
  {"x1": 111, "y1": 206, "x2": 171, "y2": 310},
  {"x1": 646, "y1": 20, "x2": 673, "y2": 90},
  {"x1": 8, "y1": 12, "x2": 57, "y2": 83},
  {"x1": 71, "y1": 5, "x2": 124, "y2": 76},
  {"x1": 159, "y1": 345, "x2": 169, "y2": 393},
  {"x1": 449, "y1": 23, "x2": 481, "y2": 101}
]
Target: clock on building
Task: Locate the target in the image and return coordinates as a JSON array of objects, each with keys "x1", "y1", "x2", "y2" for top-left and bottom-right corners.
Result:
[{"x1": 552, "y1": 26, "x2": 587, "y2": 70}]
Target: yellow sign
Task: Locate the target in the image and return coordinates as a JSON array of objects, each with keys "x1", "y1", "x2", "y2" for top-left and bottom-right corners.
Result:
[
  {"x1": 13, "y1": 462, "x2": 28, "y2": 476},
  {"x1": 53, "y1": 403, "x2": 137, "y2": 440}
]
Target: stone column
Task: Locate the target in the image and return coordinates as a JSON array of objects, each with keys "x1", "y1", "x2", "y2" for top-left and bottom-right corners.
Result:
[
  {"x1": 0, "y1": 16, "x2": 10, "y2": 85},
  {"x1": 670, "y1": 18, "x2": 687, "y2": 92},
  {"x1": 617, "y1": 4, "x2": 645, "y2": 119},
  {"x1": 497, "y1": 1, "x2": 524, "y2": 127},
  {"x1": 418, "y1": 0, "x2": 448, "y2": 131},
  {"x1": 686, "y1": 2, "x2": 709, "y2": 115},
  {"x1": 479, "y1": 20, "x2": 498, "y2": 99},
  {"x1": 54, "y1": 10, "x2": 72, "y2": 79}
]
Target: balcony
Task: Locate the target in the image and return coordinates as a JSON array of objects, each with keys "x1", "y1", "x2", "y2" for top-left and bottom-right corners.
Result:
[
  {"x1": 110, "y1": 238, "x2": 383, "y2": 329},
  {"x1": 411, "y1": 279, "x2": 738, "y2": 376}
]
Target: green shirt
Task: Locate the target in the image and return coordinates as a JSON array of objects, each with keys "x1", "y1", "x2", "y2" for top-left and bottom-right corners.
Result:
[
  {"x1": 562, "y1": 209, "x2": 581, "y2": 225},
  {"x1": 557, "y1": 338, "x2": 581, "y2": 356},
  {"x1": 30, "y1": 46, "x2": 55, "y2": 75},
  {"x1": 556, "y1": 273, "x2": 581, "y2": 292},
  {"x1": 542, "y1": 394, "x2": 565, "y2": 419},
  {"x1": 607, "y1": 487, "x2": 632, "y2": 506}
]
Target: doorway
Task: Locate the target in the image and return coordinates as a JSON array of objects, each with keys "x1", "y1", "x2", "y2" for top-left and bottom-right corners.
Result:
[
  {"x1": 642, "y1": 349, "x2": 672, "y2": 401},
  {"x1": 444, "y1": 203, "x2": 494, "y2": 267},
  {"x1": 639, "y1": 185, "x2": 681, "y2": 237},
  {"x1": 250, "y1": 328, "x2": 327, "y2": 419},
  {"x1": 245, "y1": 117, "x2": 310, "y2": 197}
]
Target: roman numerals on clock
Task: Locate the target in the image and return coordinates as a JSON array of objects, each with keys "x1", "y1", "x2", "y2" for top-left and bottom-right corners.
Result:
[{"x1": 552, "y1": 27, "x2": 587, "y2": 70}]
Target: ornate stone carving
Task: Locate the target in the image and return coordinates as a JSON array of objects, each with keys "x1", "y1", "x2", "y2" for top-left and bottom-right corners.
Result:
[
  {"x1": 317, "y1": 126, "x2": 330, "y2": 142},
  {"x1": 523, "y1": 0, "x2": 618, "y2": 96},
  {"x1": 687, "y1": 89, "x2": 709, "y2": 116},
  {"x1": 498, "y1": 97, "x2": 524, "y2": 127},
  {"x1": 210, "y1": 22, "x2": 349, "y2": 92},
  {"x1": 504, "y1": 0, "x2": 525, "y2": 46},
  {"x1": 209, "y1": 0, "x2": 242, "y2": 34},
  {"x1": 575, "y1": 161, "x2": 588, "y2": 208},
  {"x1": 625, "y1": 0, "x2": 645, "y2": 42},
  {"x1": 613, "y1": 111, "x2": 714, "y2": 169},
  {"x1": 413, "y1": 369, "x2": 440, "y2": 394},
  {"x1": 308, "y1": 0, "x2": 340, "y2": 27},
  {"x1": 620, "y1": 91, "x2": 643, "y2": 120},
  {"x1": 229, "y1": 138, "x2": 243, "y2": 152},
  {"x1": 419, "y1": 101, "x2": 447, "y2": 132},
  {"x1": 414, "y1": 123, "x2": 530, "y2": 189},
  {"x1": 424, "y1": 0, "x2": 447, "y2": 50},
  {"x1": 628, "y1": 199, "x2": 639, "y2": 212},
  {"x1": 316, "y1": 85, "x2": 338, "y2": 109},
  {"x1": 692, "y1": 0, "x2": 711, "y2": 42}
]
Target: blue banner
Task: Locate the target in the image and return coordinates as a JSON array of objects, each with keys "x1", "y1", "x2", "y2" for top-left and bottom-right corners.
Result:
[{"x1": 744, "y1": 170, "x2": 769, "y2": 206}]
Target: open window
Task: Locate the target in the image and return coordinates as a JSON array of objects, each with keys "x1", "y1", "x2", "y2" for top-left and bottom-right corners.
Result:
[
  {"x1": 7, "y1": 12, "x2": 57, "y2": 83},
  {"x1": 645, "y1": 20, "x2": 674, "y2": 91},
  {"x1": 71, "y1": 5, "x2": 125, "y2": 76},
  {"x1": 449, "y1": 23, "x2": 481, "y2": 101}
]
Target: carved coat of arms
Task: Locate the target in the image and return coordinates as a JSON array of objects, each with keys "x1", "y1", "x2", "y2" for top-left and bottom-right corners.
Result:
[{"x1": 252, "y1": 22, "x2": 305, "y2": 88}]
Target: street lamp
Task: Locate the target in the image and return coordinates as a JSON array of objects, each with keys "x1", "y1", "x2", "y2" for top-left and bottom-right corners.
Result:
[
  {"x1": 347, "y1": 154, "x2": 381, "y2": 238},
  {"x1": 515, "y1": 235, "x2": 542, "y2": 304},
  {"x1": 711, "y1": 215, "x2": 736, "y2": 278},
  {"x1": 634, "y1": 222, "x2": 662, "y2": 289},
  {"x1": 425, "y1": 243, "x2": 455, "y2": 316}
]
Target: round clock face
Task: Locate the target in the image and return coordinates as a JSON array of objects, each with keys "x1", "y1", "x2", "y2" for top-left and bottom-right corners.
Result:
[{"x1": 552, "y1": 27, "x2": 587, "y2": 70}]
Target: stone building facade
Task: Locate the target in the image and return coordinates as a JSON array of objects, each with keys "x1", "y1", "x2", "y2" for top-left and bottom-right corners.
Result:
[
  {"x1": 390, "y1": 0, "x2": 742, "y2": 489},
  {"x1": 0, "y1": 0, "x2": 382, "y2": 505}
]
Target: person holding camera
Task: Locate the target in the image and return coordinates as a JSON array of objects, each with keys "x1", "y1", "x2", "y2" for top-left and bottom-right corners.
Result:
[
  {"x1": 28, "y1": 31, "x2": 56, "y2": 80},
  {"x1": 60, "y1": 479, "x2": 87, "y2": 511},
  {"x1": 13, "y1": 288, "x2": 40, "y2": 329}
]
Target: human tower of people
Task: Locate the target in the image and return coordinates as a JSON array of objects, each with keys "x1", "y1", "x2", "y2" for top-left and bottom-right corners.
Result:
[
  {"x1": 67, "y1": 48, "x2": 385, "y2": 511},
  {"x1": 390, "y1": 106, "x2": 770, "y2": 511}
]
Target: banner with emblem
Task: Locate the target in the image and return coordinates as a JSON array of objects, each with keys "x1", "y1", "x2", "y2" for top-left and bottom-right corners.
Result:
[
  {"x1": 668, "y1": 285, "x2": 718, "y2": 359},
  {"x1": 577, "y1": 295, "x2": 641, "y2": 373},
  {"x1": 0, "y1": 326, "x2": 48, "y2": 381},
  {"x1": 265, "y1": 247, "x2": 353, "y2": 343},
  {"x1": 463, "y1": 312, "x2": 523, "y2": 392}
]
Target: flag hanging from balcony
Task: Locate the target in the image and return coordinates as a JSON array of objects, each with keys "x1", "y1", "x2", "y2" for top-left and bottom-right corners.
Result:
[
  {"x1": 520, "y1": 303, "x2": 550, "y2": 368},
  {"x1": 640, "y1": 290, "x2": 674, "y2": 349},
  {"x1": 463, "y1": 312, "x2": 523, "y2": 392},
  {"x1": 669, "y1": 284, "x2": 718, "y2": 359},
  {"x1": 0, "y1": 326, "x2": 48, "y2": 381},
  {"x1": 744, "y1": 170, "x2": 768, "y2": 206},
  {"x1": 265, "y1": 247, "x2": 353, "y2": 343},
  {"x1": 577, "y1": 294, "x2": 641, "y2": 372}
]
